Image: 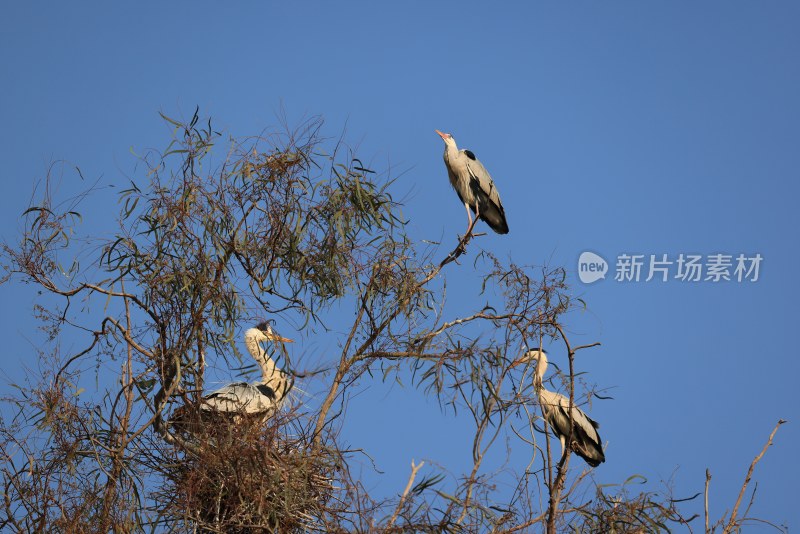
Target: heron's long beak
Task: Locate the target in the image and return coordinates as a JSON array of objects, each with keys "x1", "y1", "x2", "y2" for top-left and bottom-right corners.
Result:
[
  {"x1": 435, "y1": 129, "x2": 449, "y2": 140},
  {"x1": 509, "y1": 357, "x2": 526, "y2": 369},
  {"x1": 267, "y1": 333, "x2": 294, "y2": 343}
]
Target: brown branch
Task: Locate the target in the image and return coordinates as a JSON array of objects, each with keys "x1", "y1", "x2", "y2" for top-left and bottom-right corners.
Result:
[
  {"x1": 311, "y1": 227, "x2": 484, "y2": 447},
  {"x1": 438, "y1": 216, "x2": 482, "y2": 269},
  {"x1": 387, "y1": 459, "x2": 424, "y2": 528},
  {"x1": 350, "y1": 350, "x2": 444, "y2": 364},
  {"x1": 722, "y1": 419, "x2": 786, "y2": 533},
  {"x1": 99, "y1": 281, "x2": 137, "y2": 533},
  {"x1": 533, "y1": 329, "x2": 602, "y2": 531},
  {"x1": 505, "y1": 511, "x2": 548, "y2": 533},
  {"x1": 705, "y1": 468, "x2": 711, "y2": 534},
  {"x1": 151, "y1": 349, "x2": 199, "y2": 454},
  {"x1": 311, "y1": 273, "x2": 371, "y2": 447},
  {"x1": 543, "y1": 326, "x2": 577, "y2": 532},
  {"x1": 457, "y1": 359, "x2": 510, "y2": 525},
  {"x1": 30, "y1": 276, "x2": 159, "y2": 325},
  {"x1": 413, "y1": 312, "x2": 518, "y2": 346}
]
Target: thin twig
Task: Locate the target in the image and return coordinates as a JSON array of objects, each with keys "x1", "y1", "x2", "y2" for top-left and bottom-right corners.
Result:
[
  {"x1": 705, "y1": 468, "x2": 711, "y2": 534},
  {"x1": 387, "y1": 459, "x2": 424, "y2": 528},
  {"x1": 723, "y1": 419, "x2": 786, "y2": 534},
  {"x1": 544, "y1": 326, "x2": 577, "y2": 532},
  {"x1": 312, "y1": 222, "x2": 485, "y2": 447},
  {"x1": 439, "y1": 216, "x2": 480, "y2": 269}
]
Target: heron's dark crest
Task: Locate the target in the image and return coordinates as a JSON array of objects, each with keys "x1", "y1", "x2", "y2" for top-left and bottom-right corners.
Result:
[{"x1": 255, "y1": 320, "x2": 272, "y2": 333}]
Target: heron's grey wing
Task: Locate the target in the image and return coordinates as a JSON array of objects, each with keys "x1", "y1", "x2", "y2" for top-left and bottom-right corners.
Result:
[
  {"x1": 465, "y1": 156, "x2": 502, "y2": 205},
  {"x1": 552, "y1": 393, "x2": 605, "y2": 466},
  {"x1": 464, "y1": 155, "x2": 509, "y2": 234},
  {"x1": 202, "y1": 382, "x2": 275, "y2": 414},
  {"x1": 562, "y1": 399, "x2": 601, "y2": 441},
  {"x1": 545, "y1": 392, "x2": 600, "y2": 440},
  {"x1": 538, "y1": 389, "x2": 570, "y2": 438}
]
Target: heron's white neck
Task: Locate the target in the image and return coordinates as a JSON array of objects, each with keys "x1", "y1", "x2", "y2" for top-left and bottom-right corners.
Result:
[
  {"x1": 244, "y1": 329, "x2": 282, "y2": 385},
  {"x1": 533, "y1": 352, "x2": 549, "y2": 391},
  {"x1": 442, "y1": 138, "x2": 460, "y2": 161}
]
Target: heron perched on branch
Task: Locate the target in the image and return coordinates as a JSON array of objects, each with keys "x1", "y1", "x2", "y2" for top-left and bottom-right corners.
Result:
[
  {"x1": 435, "y1": 129, "x2": 509, "y2": 235},
  {"x1": 512, "y1": 349, "x2": 605, "y2": 467},
  {"x1": 200, "y1": 322, "x2": 295, "y2": 419}
]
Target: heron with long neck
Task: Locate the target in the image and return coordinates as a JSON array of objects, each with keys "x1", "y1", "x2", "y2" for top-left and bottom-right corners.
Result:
[
  {"x1": 512, "y1": 349, "x2": 605, "y2": 467},
  {"x1": 435, "y1": 129, "x2": 509, "y2": 235},
  {"x1": 201, "y1": 322, "x2": 294, "y2": 418}
]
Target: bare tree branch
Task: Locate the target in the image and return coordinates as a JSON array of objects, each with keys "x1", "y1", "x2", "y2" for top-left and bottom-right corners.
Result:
[{"x1": 723, "y1": 419, "x2": 786, "y2": 534}]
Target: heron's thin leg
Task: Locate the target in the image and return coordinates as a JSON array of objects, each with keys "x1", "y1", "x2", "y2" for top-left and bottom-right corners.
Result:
[
  {"x1": 463, "y1": 201, "x2": 481, "y2": 236},
  {"x1": 554, "y1": 435, "x2": 569, "y2": 469},
  {"x1": 463, "y1": 202, "x2": 473, "y2": 228}
]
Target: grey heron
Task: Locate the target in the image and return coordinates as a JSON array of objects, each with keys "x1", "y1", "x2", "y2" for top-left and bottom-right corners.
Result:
[
  {"x1": 512, "y1": 349, "x2": 605, "y2": 467},
  {"x1": 200, "y1": 322, "x2": 295, "y2": 419},
  {"x1": 435, "y1": 130, "x2": 509, "y2": 235}
]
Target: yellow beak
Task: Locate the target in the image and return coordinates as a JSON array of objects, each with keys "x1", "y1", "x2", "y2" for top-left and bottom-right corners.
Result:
[{"x1": 267, "y1": 333, "x2": 294, "y2": 343}]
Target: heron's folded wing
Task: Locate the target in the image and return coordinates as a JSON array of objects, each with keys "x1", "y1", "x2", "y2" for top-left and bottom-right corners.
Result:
[
  {"x1": 465, "y1": 159, "x2": 503, "y2": 206},
  {"x1": 202, "y1": 383, "x2": 273, "y2": 414}
]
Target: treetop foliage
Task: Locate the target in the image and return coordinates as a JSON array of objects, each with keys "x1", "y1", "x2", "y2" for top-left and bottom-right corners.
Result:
[{"x1": 0, "y1": 110, "x2": 783, "y2": 533}]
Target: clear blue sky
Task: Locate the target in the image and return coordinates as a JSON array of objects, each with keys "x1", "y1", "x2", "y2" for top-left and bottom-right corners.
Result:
[{"x1": 2, "y1": 2, "x2": 798, "y2": 530}]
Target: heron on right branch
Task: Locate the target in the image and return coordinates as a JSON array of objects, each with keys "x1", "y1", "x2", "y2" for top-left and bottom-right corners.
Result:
[
  {"x1": 435, "y1": 130, "x2": 509, "y2": 235},
  {"x1": 512, "y1": 348, "x2": 605, "y2": 467}
]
